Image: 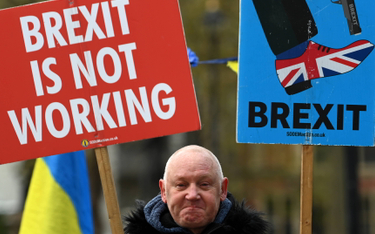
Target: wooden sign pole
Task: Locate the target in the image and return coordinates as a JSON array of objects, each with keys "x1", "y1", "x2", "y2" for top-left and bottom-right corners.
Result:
[
  {"x1": 299, "y1": 145, "x2": 314, "y2": 234},
  {"x1": 95, "y1": 146, "x2": 123, "y2": 234}
]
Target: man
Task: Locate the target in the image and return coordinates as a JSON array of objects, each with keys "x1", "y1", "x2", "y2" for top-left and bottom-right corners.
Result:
[{"x1": 123, "y1": 145, "x2": 269, "y2": 234}]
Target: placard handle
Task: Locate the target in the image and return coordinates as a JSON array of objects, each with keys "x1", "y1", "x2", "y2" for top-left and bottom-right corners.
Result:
[{"x1": 95, "y1": 146, "x2": 123, "y2": 234}]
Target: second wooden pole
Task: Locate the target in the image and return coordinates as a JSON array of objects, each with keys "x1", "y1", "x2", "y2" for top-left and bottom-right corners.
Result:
[{"x1": 300, "y1": 145, "x2": 314, "y2": 234}]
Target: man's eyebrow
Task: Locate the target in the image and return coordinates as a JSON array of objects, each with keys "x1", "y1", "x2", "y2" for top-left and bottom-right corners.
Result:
[
  {"x1": 177, "y1": 174, "x2": 216, "y2": 182},
  {"x1": 198, "y1": 174, "x2": 214, "y2": 180}
]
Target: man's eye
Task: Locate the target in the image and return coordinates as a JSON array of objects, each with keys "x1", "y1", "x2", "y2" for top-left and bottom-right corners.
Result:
[{"x1": 200, "y1": 183, "x2": 210, "y2": 187}]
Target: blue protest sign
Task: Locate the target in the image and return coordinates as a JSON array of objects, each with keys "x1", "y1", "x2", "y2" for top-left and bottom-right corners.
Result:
[{"x1": 238, "y1": 0, "x2": 375, "y2": 146}]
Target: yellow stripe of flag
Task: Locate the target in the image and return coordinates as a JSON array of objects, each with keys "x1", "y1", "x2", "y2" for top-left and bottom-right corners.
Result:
[{"x1": 19, "y1": 152, "x2": 93, "y2": 234}]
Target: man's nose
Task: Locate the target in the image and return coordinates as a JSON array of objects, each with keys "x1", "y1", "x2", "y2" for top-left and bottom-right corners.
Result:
[{"x1": 185, "y1": 184, "x2": 200, "y2": 200}]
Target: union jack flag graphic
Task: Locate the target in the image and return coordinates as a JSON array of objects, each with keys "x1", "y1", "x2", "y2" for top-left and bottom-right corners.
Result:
[{"x1": 276, "y1": 40, "x2": 374, "y2": 95}]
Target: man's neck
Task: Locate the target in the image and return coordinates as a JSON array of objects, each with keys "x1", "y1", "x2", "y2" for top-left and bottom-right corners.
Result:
[{"x1": 190, "y1": 227, "x2": 205, "y2": 234}]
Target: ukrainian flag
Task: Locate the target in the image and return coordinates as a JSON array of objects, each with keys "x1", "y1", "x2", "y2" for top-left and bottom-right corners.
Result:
[
  {"x1": 19, "y1": 151, "x2": 94, "y2": 234},
  {"x1": 187, "y1": 47, "x2": 239, "y2": 74}
]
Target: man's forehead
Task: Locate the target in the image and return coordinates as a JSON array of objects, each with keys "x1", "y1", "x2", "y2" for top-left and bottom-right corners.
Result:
[{"x1": 163, "y1": 145, "x2": 223, "y2": 183}]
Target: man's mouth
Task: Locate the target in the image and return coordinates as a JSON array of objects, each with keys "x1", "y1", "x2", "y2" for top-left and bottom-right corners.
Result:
[{"x1": 184, "y1": 205, "x2": 203, "y2": 211}]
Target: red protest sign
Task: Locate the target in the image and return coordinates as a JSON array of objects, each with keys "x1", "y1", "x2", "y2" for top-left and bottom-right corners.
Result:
[{"x1": 0, "y1": 0, "x2": 200, "y2": 164}]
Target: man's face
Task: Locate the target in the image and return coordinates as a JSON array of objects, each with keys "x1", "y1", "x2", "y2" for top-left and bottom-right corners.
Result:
[{"x1": 159, "y1": 150, "x2": 228, "y2": 234}]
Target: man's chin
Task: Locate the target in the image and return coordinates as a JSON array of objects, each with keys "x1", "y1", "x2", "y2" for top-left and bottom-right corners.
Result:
[{"x1": 179, "y1": 213, "x2": 207, "y2": 228}]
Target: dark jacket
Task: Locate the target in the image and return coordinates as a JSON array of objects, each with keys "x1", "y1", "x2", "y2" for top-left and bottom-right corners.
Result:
[{"x1": 123, "y1": 193, "x2": 269, "y2": 234}]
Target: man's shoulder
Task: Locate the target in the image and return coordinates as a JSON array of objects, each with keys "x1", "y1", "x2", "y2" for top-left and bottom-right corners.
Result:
[
  {"x1": 221, "y1": 193, "x2": 270, "y2": 234},
  {"x1": 123, "y1": 200, "x2": 161, "y2": 234}
]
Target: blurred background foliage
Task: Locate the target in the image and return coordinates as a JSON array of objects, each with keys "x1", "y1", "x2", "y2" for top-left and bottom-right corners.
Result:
[{"x1": 0, "y1": 0, "x2": 375, "y2": 234}]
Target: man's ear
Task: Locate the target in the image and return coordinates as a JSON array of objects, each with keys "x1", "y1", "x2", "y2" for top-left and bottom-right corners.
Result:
[
  {"x1": 220, "y1": 177, "x2": 229, "y2": 201},
  {"x1": 159, "y1": 179, "x2": 167, "y2": 203}
]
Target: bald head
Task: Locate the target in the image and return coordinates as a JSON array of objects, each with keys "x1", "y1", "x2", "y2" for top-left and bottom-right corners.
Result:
[
  {"x1": 163, "y1": 145, "x2": 224, "y2": 183},
  {"x1": 159, "y1": 145, "x2": 228, "y2": 233}
]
